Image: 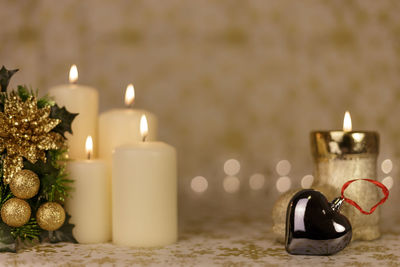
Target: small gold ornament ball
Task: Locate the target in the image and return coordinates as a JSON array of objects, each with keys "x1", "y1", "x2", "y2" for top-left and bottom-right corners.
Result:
[
  {"x1": 10, "y1": 170, "x2": 40, "y2": 199},
  {"x1": 36, "y1": 202, "x2": 65, "y2": 231},
  {"x1": 0, "y1": 198, "x2": 31, "y2": 227}
]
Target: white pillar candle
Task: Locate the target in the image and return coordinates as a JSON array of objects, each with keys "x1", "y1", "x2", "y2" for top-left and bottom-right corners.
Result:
[
  {"x1": 99, "y1": 84, "x2": 158, "y2": 173},
  {"x1": 48, "y1": 65, "x2": 99, "y2": 159},
  {"x1": 112, "y1": 115, "x2": 177, "y2": 247},
  {"x1": 65, "y1": 136, "x2": 111, "y2": 243}
]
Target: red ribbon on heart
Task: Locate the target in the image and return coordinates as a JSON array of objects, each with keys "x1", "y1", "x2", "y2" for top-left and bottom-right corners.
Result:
[{"x1": 341, "y1": 179, "x2": 389, "y2": 215}]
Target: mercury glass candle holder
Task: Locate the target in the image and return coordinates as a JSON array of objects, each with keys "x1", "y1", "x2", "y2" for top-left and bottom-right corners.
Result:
[
  {"x1": 272, "y1": 119, "x2": 381, "y2": 243},
  {"x1": 310, "y1": 130, "x2": 381, "y2": 241}
]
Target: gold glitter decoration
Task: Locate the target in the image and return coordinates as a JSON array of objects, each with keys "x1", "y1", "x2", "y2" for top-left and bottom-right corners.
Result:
[
  {"x1": 36, "y1": 202, "x2": 65, "y2": 231},
  {"x1": 0, "y1": 92, "x2": 64, "y2": 184},
  {"x1": 0, "y1": 198, "x2": 31, "y2": 227},
  {"x1": 10, "y1": 169, "x2": 40, "y2": 199}
]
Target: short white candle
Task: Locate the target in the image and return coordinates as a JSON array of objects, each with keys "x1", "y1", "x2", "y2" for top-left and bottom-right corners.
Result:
[
  {"x1": 66, "y1": 136, "x2": 111, "y2": 243},
  {"x1": 48, "y1": 65, "x2": 99, "y2": 159},
  {"x1": 112, "y1": 115, "x2": 177, "y2": 247},
  {"x1": 99, "y1": 84, "x2": 158, "y2": 172}
]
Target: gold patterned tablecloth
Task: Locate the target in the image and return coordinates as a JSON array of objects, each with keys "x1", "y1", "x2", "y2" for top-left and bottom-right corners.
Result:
[{"x1": 0, "y1": 213, "x2": 399, "y2": 267}]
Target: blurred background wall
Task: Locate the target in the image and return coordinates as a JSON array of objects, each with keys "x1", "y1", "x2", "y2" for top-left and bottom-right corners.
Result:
[{"x1": 1, "y1": 0, "x2": 399, "y2": 223}]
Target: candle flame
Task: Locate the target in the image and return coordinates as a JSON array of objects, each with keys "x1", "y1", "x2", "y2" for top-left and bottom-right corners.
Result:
[
  {"x1": 140, "y1": 115, "x2": 148, "y2": 142},
  {"x1": 343, "y1": 111, "x2": 352, "y2": 132},
  {"x1": 125, "y1": 84, "x2": 135, "y2": 107},
  {"x1": 69, "y1": 64, "x2": 78, "y2": 84},
  {"x1": 85, "y1": 136, "x2": 93, "y2": 160}
]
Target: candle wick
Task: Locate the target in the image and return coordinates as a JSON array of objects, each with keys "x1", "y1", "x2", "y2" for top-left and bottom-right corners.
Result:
[
  {"x1": 142, "y1": 135, "x2": 147, "y2": 142},
  {"x1": 87, "y1": 152, "x2": 91, "y2": 160},
  {"x1": 124, "y1": 103, "x2": 132, "y2": 109}
]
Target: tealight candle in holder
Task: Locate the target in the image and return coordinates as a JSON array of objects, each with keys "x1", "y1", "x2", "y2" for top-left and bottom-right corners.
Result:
[
  {"x1": 311, "y1": 111, "x2": 380, "y2": 241},
  {"x1": 272, "y1": 111, "x2": 381, "y2": 242}
]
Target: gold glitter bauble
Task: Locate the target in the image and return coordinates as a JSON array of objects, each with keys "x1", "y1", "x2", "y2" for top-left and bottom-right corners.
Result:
[
  {"x1": 36, "y1": 202, "x2": 65, "y2": 231},
  {"x1": 10, "y1": 170, "x2": 40, "y2": 199},
  {"x1": 0, "y1": 198, "x2": 31, "y2": 227}
]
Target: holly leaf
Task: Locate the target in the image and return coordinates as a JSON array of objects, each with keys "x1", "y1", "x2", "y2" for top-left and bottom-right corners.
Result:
[
  {"x1": 0, "y1": 66, "x2": 19, "y2": 92},
  {"x1": 24, "y1": 158, "x2": 59, "y2": 179},
  {"x1": 40, "y1": 213, "x2": 77, "y2": 244},
  {"x1": 49, "y1": 105, "x2": 78, "y2": 138},
  {"x1": 24, "y1": 158, "x2": 61, "y2": 203},
  {"x1": 0, "y1": 222, "x2": 16, "y2": 252}
]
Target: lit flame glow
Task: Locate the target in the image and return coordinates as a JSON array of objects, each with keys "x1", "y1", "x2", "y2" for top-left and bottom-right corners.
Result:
[
  {"x1": 343, "y1": 111, "x2": 352, "y2": 132},
  {"x1": 69, "y1": 64, "x2": 78, "y2": 84},
  {"x1": 125, "y1": 84, "x2": 135, "y2": 106},
  {"x1": 140, "y1": 115, "x2": 148, "y2": 141},
  {"x1": 85, "y1": 136, "x2": 93, "y2": 160}
]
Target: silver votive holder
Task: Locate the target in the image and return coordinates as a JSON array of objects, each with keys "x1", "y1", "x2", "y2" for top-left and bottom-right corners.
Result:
[{"x1": 310, "y1": 130, "x2": 381, "y2": 241}]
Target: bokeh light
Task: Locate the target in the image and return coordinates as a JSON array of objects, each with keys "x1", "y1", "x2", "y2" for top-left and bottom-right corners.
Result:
[
  {"x1": 276, "y1": 176, "x2": 291, "y2": 193},
  {"x1": 276, "y1": 160, "x2": 291, "y2": 176},
  {"x1": 382, "y1": 176, "x2": 394, "y2": 190},
  {"x1": 301, "y1": 174, "x2": 314, "y2": 189},
  {"x1": 223, "y1": 159, "x2": 241, "y2": 176},
  {"x1": 191, "y1": 176, "x2": 208, "y2": 193},
  {"x1": 381, "y1": 159, "x2": 393, "y2": 174},
  {"x1": 249, "y1": 173, "x2": 265, "y2": 190},
  {"x1": 223, "y1": 176, "x2": 240, "y2": 193}
]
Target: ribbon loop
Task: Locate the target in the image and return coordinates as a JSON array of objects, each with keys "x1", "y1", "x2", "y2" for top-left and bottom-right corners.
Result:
[{"x1": 341, "y1": 178, "x2": 389, "y2": 215}]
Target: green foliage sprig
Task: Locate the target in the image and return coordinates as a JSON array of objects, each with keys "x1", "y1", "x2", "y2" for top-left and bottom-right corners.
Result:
[{"x1": 11, "y1": 218, "x2": 41, "y2": 241}]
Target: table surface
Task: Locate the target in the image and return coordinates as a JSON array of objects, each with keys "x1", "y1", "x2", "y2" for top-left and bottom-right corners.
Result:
[{"x1": 1, "y1": 210, "x2": 399, "y2": 267}]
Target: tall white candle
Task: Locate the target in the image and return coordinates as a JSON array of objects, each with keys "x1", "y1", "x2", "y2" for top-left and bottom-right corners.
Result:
[
  {"x1": 48, "y1": 65, "x2": 99, "y2": 159},
  {"x1": 112, "y1": 115, "x2": 177, "y2": 247},
  {"x1": 66, "y1": 136, "x2": 111, "y2": 243},
  {"x1": 99, "y1": 84, "x2": 158, "y2": 173}
]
